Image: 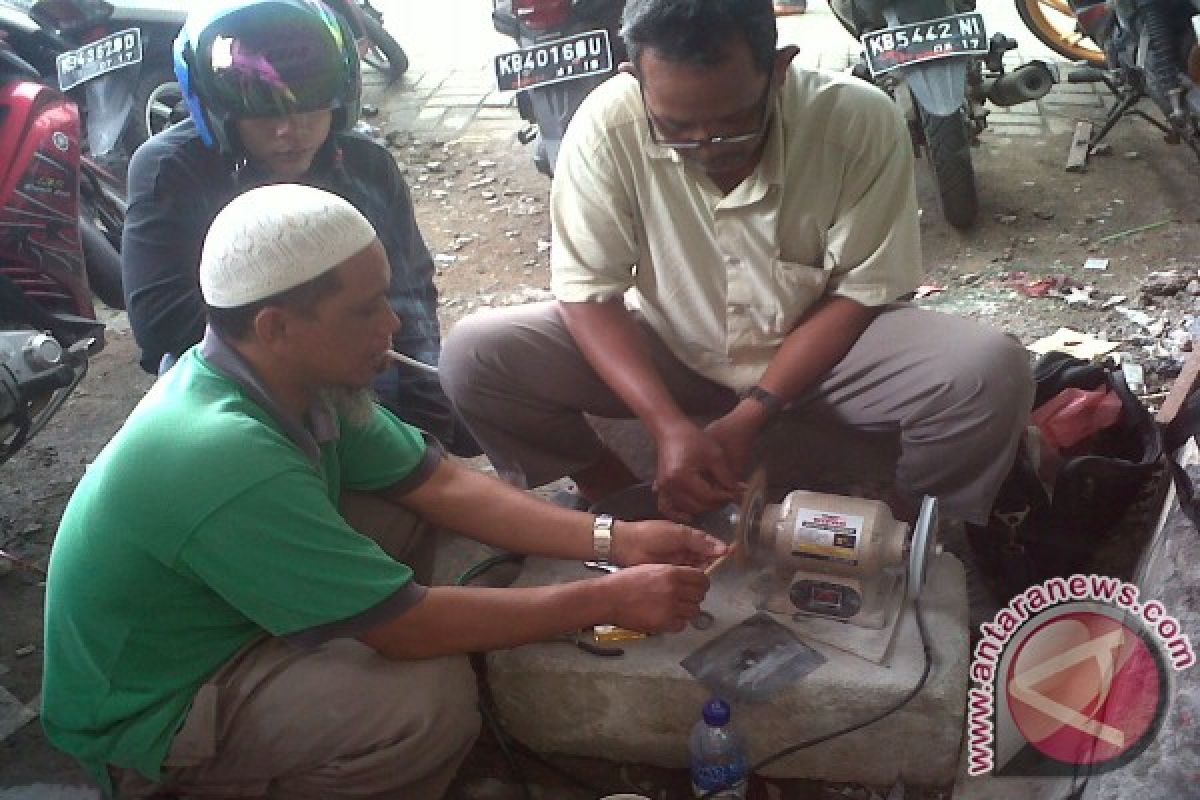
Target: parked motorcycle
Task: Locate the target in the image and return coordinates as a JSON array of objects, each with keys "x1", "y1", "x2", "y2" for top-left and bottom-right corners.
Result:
[
  {"x1": 1, "y1": 0, "x2": 128, "y2": 308},
  {"x1": 0, "y1": 5, "x2": 108, "y2": 464},
  {"x1": 832, "y1": 0, "x2": 1057, "y2": 228},
  {"x1": 1017, "y1": 0, "x2": 1200, "y2": 159},
  {"x1": 491, "y1": 0, "x2": 627, "y2": 176},
  {"x1": 103, "y1": 0, "x2": 408, "y2": 153}
]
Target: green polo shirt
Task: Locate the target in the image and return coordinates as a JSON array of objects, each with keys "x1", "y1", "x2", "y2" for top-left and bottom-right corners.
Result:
[{"x1": 42, "y1": 342, "x2": 433, "y2": 793}]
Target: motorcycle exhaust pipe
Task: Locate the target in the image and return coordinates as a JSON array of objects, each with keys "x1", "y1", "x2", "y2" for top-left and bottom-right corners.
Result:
[{"x1": 984, "y1": 62, "x2": 1056, "y2": 107}]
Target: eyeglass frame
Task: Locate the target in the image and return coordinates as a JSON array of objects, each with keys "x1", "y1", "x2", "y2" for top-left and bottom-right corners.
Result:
[{"x1": 639, "y1": 72, "x2": 775, "y2": 150}]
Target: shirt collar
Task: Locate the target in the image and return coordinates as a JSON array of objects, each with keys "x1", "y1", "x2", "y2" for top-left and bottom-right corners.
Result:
[{"x1": 199, "y1": 328, "x2": 338, "y2": 464}]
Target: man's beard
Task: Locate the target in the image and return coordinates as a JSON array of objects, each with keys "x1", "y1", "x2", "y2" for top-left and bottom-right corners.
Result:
[{"x1": 318, "y1": 386, "x2": 378, "y2": 427}]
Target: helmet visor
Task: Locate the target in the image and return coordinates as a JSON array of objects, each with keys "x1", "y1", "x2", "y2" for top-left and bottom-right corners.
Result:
[{"x1": 194, "y1": 2, "x2": 353, "y2": 118}]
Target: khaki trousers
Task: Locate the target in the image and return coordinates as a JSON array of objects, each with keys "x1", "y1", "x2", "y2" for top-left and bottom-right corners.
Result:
[
  {"x1": 439, "y1": 302, "x2": 1033, "y2": 524},
  {"x1": 114, "y1": 495, "x2": 480, "y2": 800}
]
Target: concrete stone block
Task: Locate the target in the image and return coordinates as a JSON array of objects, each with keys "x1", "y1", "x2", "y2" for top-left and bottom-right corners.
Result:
[{"x1": 487, "y1": 554, "x2": 969, "y2": 785}]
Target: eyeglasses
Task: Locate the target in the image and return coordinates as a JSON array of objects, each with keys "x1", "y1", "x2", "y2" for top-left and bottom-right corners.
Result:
[{"x1": 641, "y1": 75, "x2": 774, "y2": 150}]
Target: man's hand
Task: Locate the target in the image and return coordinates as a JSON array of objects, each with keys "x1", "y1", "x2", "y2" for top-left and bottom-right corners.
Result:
[
  {"x1": 704, "y1": 400, "x2": 772, "y2": 478},
  {"x1": 654, "y1": 419, "x2": 741, "y2": 520},
  {"x1": 611, "y1": 519, "x2": 728, "y2": 569},
  {"x1": 599, "y1": 564, "x2": 710, "y2": 633}
]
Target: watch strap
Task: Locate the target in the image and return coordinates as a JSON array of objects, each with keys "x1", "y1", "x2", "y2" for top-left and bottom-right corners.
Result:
[
  {"x1": 593, "y1": 513, "x2": 614, "y2": 562},
  {"x1": 742, "y1": 385, "x2": 784, "y2": 419}
]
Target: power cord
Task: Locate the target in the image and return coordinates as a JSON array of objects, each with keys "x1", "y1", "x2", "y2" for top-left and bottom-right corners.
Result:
[{"x1": 700, "y1": 597, "x2": 934, "y2": 798}]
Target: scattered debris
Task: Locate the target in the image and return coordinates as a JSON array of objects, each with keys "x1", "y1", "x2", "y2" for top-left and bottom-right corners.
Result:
[
  {"x1": 0, "y1": 684, "x2": 37, "y2": 742},
  {"x1": 1101, "y1": 295, "x2": 1128, "y2": 309},
  {"x1": 1083, "y1": 257, "x2": 1109, "y2": 271},
  {"x1": 1028, "y1": 328, "x2": 1120, "y2": 359},
  {"x1": 1141, "y1": 270, "x2": 1193, "y2": 297},
  {"x1": 434, "y1": 254, "x2": 459, "y2": 265},
  {"x1": 1114, "y1": 307, "x2": 1167, "y2": 336},
  {"x1": 914, "y1": 284, "x2": 945, "y2": 299},
  {"x1": 1095, "y1": 219, "x2": 1170, "y2": 245}
]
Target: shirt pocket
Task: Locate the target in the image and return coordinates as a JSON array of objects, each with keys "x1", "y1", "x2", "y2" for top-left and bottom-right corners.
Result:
[{"x1": 771, "y1": 258, "x2": 830, "y2": 334}]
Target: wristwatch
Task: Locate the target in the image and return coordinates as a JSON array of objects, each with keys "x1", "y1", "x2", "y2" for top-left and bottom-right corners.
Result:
[
  {"x1": 593, "y1": 513, "x2": 615, "y2": 563},
  {"x1": 741, "y1": 385, "x2": 785, "y2": 420}
]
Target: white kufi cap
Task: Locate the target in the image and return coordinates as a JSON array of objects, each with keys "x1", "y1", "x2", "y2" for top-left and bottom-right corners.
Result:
[{"x1": 200, "y1": 184, "x2": 377, "y2": 308}]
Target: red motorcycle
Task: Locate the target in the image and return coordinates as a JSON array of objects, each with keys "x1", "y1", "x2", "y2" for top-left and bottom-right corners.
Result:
[{"x1": 0, "y1": 4, "x2": 109, "y2": 464}]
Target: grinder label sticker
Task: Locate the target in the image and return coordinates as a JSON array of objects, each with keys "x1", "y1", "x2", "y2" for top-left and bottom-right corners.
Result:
[{"x1": 787, "y1": 509, "x2": 863, "y2": 565}]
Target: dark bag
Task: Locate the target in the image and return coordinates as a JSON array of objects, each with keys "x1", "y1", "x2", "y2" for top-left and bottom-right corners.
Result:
[{"x1": 970, "y1": 352, "x2": 1166, "y2": 598}]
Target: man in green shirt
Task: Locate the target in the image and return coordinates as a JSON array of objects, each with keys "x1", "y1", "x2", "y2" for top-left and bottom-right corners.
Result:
[{"x1": 42, "y1": 184, "x2": 725, "y2": 799}]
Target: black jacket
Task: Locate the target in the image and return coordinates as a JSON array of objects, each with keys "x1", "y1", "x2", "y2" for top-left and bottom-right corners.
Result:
[{"x1": 122, "y1": 119, "x2": 473, "y2": 451}]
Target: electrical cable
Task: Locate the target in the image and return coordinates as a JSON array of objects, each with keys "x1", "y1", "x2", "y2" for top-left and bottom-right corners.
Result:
[
  {"x1": 458, "y1": 554, "x2": 608, "y2": 798},
  {"x1": 700, "y1": 597, "x2": 934, "y2": 799}
]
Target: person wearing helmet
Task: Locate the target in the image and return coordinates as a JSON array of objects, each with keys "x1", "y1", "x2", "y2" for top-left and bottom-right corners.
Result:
[{"x1": 121, "y1": 0, "x2": 478, "y2": 455}]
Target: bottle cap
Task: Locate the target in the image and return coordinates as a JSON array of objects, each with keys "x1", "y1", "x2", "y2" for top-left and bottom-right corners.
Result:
[{"x1": 702, "y1": 698, "x2": 730, "y2": 726}]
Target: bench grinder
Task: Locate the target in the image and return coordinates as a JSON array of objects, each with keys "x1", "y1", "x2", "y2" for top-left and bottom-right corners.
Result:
[{"x1": 731, "y1": 470, "x2": 940, "y2": 629}]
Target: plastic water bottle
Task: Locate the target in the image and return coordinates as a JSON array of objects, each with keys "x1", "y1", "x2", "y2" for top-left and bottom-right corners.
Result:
[{"x1": 689, "y1": 697, "x2": 749, "y2": 799}]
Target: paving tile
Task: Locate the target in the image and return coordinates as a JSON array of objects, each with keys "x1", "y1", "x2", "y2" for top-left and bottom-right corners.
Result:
[
  {"x1": 1043, "y1": 93, "x2": 1106, "y2": 107},
  {"x1": 989, "y1": 122, "x2": 1045, "y2": 136},
  {"x1": 476, "y1": 107, "x2": 519, "y2": 120}
]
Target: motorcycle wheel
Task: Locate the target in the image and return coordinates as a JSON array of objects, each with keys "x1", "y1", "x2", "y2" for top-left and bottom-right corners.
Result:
[
  {"x1": 918, "y1": 103, "x2": 979, "y2": 230},
  {"x1": 1015, "y1": 0, "x2": 1105, "y2": 67},
  {"x1": 360, "y1": 13, "x2": 409, "y2": 83},
  {"x1": 124, "y1": 63, "x2": 184, "y2": 155},
  {"x1": 80, "y1": 215, "x2": 125, "y2": 310}
]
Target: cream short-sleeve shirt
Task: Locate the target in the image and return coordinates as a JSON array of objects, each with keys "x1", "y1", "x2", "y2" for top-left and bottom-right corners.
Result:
[{"x1": 550, "y1": 65, "x2": 922, "y2": 391}]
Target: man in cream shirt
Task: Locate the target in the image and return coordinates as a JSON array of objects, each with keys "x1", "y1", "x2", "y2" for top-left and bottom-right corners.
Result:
[{"x1": 441, "y1": 0, "x2": 1032, "y2": 527}]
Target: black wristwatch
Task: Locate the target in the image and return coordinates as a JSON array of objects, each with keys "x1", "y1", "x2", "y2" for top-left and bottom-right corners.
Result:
[{"x1": 740, "y1": 385, "x2": 785, "y2": 420}]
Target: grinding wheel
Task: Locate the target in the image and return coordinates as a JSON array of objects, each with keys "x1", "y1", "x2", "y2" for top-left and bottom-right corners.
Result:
[
  {"x1": 906, "y1": 495, "x2": 939, "y2": 600},
  {"x1": 733, "y1": 467, "x2": 767, "y2": 567}
]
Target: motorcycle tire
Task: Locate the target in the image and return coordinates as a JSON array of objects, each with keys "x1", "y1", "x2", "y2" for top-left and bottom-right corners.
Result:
[
  {"x1": 1014, "y1": 0, "x2": 1105, "y2": 67},
  {"x1": 360, "y1": 14, "x2": 409, "y2": 83},
  {"x1": 80, "y1": 215, "x2": 125, "y2": 310},
  {"x1": 919, "y1": 106, "x2": 979, "y2": 230},
  {"x1": 123, "y1": 62, "x2": 185, "y2": 155}
]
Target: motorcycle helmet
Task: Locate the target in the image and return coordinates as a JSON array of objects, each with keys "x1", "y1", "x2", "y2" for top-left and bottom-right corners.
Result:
[{"x1": 173, "y1": 0, "x2": 362, "y2": 153}]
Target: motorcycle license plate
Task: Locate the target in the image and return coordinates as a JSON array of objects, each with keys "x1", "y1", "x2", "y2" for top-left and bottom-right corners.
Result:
[
  {"x1": 56, "y1": 28, "x2": 143, "y2": 92},
  {"x1": 861, "y1": 13, "x2": 987, "y2": 77},
  {"x1": 494, "y1": 29, "x2": 612, "y2": 92}
]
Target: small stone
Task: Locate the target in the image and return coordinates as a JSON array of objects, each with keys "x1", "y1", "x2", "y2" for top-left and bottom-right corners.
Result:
[
  {"x1": 1123, "y1": 151, "x2": 1140, "y2": 160},
  {"x1": 477, "y1": 159, "x2": 498, "y2": 168},
  {"x1": 481, "y1": 190, "x2": 497, "y2": 200},
  {"x1": 1186, "y1": 279, "x2": 1200, "y2": 296},
  {"x1": 995, "y1": 213, "x2": 1018, "y2": 225},
  {"x1": 504, "y1": 230, "x2": 520, "y2": 238},
  {"x1": 430, "y1": 189, "x2": 449, "y2": 199},
  {"x1": 425, "y1": 161, "x2": 445, "y2": 173},
  {"x1": 467, "y1": 176, "x2": 496, "y2": 189},
  {"x1": 434, "y1": 254, "x2": 458, "y2": 265}
]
